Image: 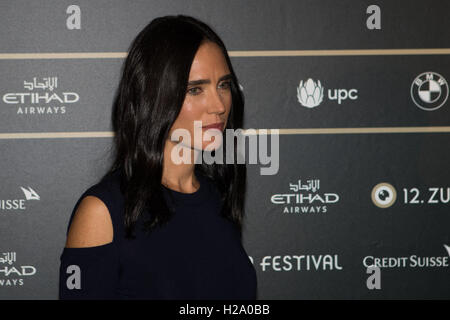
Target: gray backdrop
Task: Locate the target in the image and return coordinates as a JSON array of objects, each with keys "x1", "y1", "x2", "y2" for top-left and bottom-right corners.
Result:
[{"x1": 1, "y1": 0, "x2": 449, "y2": 299}]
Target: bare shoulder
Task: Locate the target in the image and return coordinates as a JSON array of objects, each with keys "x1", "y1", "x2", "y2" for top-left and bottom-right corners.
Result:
[{"x1": 65, "y1": 195, "x2": 114, "y2": 248}]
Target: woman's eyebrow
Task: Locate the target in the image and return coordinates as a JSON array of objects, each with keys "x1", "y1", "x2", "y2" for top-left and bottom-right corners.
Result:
[{"x1": 187, "y1": 73, "x2": 232, "y2": 86}]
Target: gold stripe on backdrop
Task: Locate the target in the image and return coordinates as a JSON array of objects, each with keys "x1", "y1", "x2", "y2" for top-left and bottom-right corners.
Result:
[
  {"x1": 1, "y1": 48, "x2": 450, "y2": 59},
  {"x1": 1, "y1": 127, "x2": 450, "y2": 139}
]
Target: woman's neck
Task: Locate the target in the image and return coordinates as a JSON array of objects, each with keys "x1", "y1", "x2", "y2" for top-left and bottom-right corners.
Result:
[{"x1": 161, "y1": 139, "x2": 201, "y2": 193}]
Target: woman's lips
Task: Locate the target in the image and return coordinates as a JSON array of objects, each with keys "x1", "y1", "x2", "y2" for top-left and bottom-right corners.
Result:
[{"x1": 202, "y1": 122, "x2": 224, "y2": 131}]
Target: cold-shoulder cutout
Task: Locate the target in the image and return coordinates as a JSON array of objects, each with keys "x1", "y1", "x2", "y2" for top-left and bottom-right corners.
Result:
[{"x1": 65, "y1": 195, "x2": 114, "y2": 248}]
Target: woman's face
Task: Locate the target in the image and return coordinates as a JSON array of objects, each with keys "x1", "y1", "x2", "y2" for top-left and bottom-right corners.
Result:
[{"x1": 169, "y1": 41, "x2": 232, "y2": 152}]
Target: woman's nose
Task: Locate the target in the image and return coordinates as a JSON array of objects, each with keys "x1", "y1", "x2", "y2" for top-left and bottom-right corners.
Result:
[{"x1": 208, "y1": 89, "x2": 227, "y2": 114}]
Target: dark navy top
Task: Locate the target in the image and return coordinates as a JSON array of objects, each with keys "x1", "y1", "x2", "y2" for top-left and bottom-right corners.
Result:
[{"x1": 58, "y1": 168, "x2": 257, "y2": 300}]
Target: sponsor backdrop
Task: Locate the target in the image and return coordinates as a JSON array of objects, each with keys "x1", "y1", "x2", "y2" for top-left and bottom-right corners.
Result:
[{"x1": 1, "y1": 0, "x2": 449, "y2": 299}]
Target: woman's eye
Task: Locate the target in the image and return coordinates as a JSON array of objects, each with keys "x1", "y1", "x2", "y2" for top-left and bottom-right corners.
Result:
[
  {"x1": 219, "y1": 81, "x2": 231, "y2": 90},
  {"x1": 187, "y1": 87, "x2": 201, "y2": 95}
]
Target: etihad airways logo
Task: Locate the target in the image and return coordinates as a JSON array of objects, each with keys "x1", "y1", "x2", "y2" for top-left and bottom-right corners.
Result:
[
  {"x1": 0, "y1": 252, "x2": 37, "y2": 287},
  {"x1": 0, "y1": 186, "x2": 40, "y2": 211},
  {"x1": 2, "y1": 76, "x2": 79, "y2": 115},
  {"x1": 270, "y1": 178, "x2": 340, "y2": 214}
]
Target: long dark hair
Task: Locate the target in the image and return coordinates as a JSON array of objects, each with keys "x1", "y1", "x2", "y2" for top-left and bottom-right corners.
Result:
[{"x1": 102, "y1": 15, "x2": 246, "y2": 239}]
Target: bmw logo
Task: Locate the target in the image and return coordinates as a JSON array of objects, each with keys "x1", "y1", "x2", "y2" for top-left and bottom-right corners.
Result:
[{"x1": 411, "y1": 71, "x2": 448, "y2": 111}]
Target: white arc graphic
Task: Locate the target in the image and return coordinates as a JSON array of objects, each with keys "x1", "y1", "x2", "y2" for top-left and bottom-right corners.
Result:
[
  {"x1": 444, "y1": 244, "x2": 450, "y2": 257},
  {"x1": 20, "y1": 186, "x2": 40, "y2": 200}
]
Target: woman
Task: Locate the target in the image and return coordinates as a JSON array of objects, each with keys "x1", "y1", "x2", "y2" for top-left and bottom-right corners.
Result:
[{"x1": 58, "y1": 14, "x2": 257, "y2": 299}]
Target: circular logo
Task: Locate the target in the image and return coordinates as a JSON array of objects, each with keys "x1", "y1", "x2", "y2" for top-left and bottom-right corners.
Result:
[
  {"x1": 371, "y1": 183, "x2": 397, "y2": 208},
  {"x1": 411, "y1": 72, "x2": 448, "y2": 111}
]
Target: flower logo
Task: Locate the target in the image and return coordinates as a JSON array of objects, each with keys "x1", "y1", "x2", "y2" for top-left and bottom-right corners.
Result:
[{"x1": 297, "y1": 78, "x2": 324, "y2": 108}]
